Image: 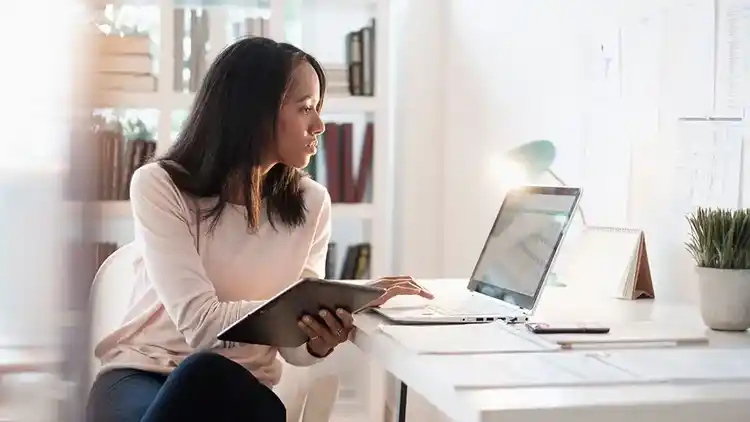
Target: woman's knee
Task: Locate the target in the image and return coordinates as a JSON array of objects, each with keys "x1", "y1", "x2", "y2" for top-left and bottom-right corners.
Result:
[
  {"x1": 86, "y1": 369, "x2": 164, "y2": 422},
  {"x1": 180, "y1": 351, "x2": 236, "y2": 370},
  {"x1": 174, "y1": 352, "x2": 250, "y2": 382}
]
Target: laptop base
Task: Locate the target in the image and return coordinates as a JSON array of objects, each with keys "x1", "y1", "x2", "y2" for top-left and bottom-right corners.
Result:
[{"x1": 370, "y1": 306, "x2": 527, "y2": 326}]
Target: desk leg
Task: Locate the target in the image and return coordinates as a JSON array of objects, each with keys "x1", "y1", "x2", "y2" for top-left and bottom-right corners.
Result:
[{"x1": 394, "y1": 381, "x2": 408, "y2": 422}]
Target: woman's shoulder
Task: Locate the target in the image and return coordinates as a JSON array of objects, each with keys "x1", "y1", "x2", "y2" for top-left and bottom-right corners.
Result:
[
  {"x1": 130, "y1": 162, "x2": 174, "y2": 197},
  {"x1": 131, "y1": 161, "x2": 168, "y2": 182},
  {"x1": 129, "y1": 162, "x2": 191, "y2": 214},
  {"x1": 300, "y1": 175, "x2": 331, "y2": 211}
]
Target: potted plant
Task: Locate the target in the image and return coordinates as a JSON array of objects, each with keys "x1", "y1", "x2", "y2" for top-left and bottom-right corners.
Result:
[{"x1": 685, "y1": 207, "x2": 750, "y2": 331}]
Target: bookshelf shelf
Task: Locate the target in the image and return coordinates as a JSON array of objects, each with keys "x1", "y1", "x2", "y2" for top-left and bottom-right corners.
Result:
[
  {"x1": 331, "y1": 203, "x2": 375, "y2": 219},
  {"x1": 96, "y1": 91, "x2": 378, "y2": 113},
  {"x1": 322, "y1": 95, "x2": 379, "y2": 113},
  {"x1": 94, "y1": 91, "x2": 161, "y2": 109}
]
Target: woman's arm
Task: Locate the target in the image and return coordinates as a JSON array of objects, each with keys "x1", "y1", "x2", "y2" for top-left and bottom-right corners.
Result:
[
  {"x1": 278, "y1": 190, "x2": 332, "y2": 366},
  {"x1": 130, "y1": 165, "x2": 261, "y2": 350}
]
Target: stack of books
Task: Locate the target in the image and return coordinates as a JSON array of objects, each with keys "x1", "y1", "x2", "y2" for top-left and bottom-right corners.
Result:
[
  {"x1": 345, "y1": 19, "x2": 376, "y2": 96},
  {"x1": 97, "y1": 32, "x2": 157, "y2": 92},
  {"x1": 232, "y1": 16, "x2": 271, "y2": 39},
  {"x1": 324, "y1": 64, "x2": 349, "y2": 96}
]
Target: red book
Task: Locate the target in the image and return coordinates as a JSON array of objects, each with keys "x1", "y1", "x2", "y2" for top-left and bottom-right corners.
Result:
[{"x1": 323, "y1": 123, "x2": 341, "y2": 202}]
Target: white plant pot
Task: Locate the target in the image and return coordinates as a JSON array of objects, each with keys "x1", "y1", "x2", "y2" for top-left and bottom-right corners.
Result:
[{"x1": 696, "y1": 267, "x2": 750, "y2": 331}]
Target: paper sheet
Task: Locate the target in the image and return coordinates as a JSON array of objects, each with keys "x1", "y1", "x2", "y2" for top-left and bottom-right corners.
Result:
[
  {"x1": 673, "y1": 121, "x2": 744, "y2": 215},
  {"x1": 590, "y1": 349, "x2": 750, "y2": 383},
  {"x1": 715, "y1": 0, "x2": 750, "y2": 115},
  {"x1": 661, "y1": 0, "x2": 716, "y2": 115},
  {"x1": 526, "y1": 321, "x2": 708, "y2": 347},
  {"x1": 379, "y1": 322, "x2": 560, "y2": 355},
  {"x1": 420, "y1": 352, "x2": 645, "y2": 389}
]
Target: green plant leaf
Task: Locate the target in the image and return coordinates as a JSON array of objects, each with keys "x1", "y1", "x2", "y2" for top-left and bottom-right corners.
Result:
[{"x1": 685, "y1": 207, "x2": 750, "y2": 270}]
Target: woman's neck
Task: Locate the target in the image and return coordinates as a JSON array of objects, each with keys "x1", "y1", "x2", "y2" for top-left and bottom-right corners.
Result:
[{"x1": 226, "y1": 161, "x2": 276, "y2": 205}]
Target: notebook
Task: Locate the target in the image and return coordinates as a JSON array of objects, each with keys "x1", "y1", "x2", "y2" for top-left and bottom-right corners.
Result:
[
  {"x1": 556, "y1": 226, "x2": 654, "y2": 300},
  {"x1": 378, "y1": 321, "x2": 560, "y2": 354},
  {"x1": 589, "y1": 348, "x2": 750, "y2": 383},
  {"x1": 422, "y1": 352, "x2": 647, "y2": 389},
  {"x1": 523, "y1": 321, "x2": 709, "y2": 349},
  {"x1": 429, "y1": 348, "x2": 750, "y2": 389}
]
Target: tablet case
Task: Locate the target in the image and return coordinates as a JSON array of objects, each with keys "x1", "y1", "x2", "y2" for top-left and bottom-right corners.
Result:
[{"x1": 217, "y1": 278, "x2": 385, "y2": 348}]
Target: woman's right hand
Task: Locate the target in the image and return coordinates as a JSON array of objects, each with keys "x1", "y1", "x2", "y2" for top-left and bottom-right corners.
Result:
[{"x1": 366, "y1": 276, "x2": 434, "y2": 308}]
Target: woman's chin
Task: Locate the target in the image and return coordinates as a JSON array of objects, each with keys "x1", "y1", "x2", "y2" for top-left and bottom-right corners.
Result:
[{"x1": 283, "y1": 156, "x2": 312, "y2": 170}]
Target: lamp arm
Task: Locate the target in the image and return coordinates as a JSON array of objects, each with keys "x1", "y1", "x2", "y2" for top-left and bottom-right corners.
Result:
[{"x1": 546, "y1": 169, "x2": 588, "y2": 227}]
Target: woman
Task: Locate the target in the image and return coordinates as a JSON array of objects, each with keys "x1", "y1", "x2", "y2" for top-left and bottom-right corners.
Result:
[{"x1": 87, "y1": 37, "x2": 432, "y2": 422}]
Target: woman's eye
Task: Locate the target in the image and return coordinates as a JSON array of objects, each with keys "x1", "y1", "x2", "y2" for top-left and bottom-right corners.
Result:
[{"x1": 302, "y1": 106, "x2": 314, "y2": 114}]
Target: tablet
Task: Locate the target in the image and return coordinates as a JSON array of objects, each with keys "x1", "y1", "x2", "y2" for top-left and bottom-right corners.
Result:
[{"x1": 217, "y1": 278, "x2": 385, "y2": 348}]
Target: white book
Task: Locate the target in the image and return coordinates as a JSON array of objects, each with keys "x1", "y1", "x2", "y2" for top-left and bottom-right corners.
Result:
[
  {"x1": 99, "y1": 54, "x2": 153, "y2": 74},
  {"x1": 98, "y1": 34, "x2": 151, "y2": 55},
  {"x1": 525, "y1": 321, "x2": 708, "y2": 349},
  {"x1": 556, "y1": 226, "x2": 654, "y2": 300},
  {"x1": 422, "y1": 352, "x2": 646, "y2": 389},
  {"x1": 379, "y1": 322, "x2": 560, "y2": 355},
  {"x1": 98, "y1": 73, "x2": 157, "y2": 92},
  {"x1": 589, "y1": 349, "x2": 750, "y2": 383}
]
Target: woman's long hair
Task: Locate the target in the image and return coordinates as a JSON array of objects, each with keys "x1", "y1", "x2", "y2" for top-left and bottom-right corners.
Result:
[{"x1": 159, "y1": 37, "x2": 326, "y2": 232}]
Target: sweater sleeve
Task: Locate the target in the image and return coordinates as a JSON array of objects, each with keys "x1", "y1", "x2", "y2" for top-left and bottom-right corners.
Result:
[
  {"x1": 278, "y1": 190, "x2": 332, "y2": 366},
  {"x1": 130, "y1": 165, "x2": 261, "y2": 350}
]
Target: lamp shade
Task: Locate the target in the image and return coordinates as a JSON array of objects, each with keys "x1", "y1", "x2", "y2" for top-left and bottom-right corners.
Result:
[{"x1": 504, "y1": 140, "x2": 556, "y2": 180}]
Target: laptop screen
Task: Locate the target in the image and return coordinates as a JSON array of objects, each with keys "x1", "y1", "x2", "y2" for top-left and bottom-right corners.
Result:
[{"x1": 467, "y1": 186, "x2": 581, "y2": 311}]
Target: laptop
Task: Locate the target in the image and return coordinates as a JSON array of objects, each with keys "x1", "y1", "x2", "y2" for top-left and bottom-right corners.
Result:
[{"x1": 373, "y1": 185, "x2": 582, "y2": 325}]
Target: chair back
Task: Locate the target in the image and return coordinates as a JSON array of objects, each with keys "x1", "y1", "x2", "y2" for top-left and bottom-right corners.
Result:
[
  {"x1": 88, "y1": 242, "x2": 138, "y2": 385},
  {"x1": 86, "y1": 242, "x2": 338, "y2": 422}
]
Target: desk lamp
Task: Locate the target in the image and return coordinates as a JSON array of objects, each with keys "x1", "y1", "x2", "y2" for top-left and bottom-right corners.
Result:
[
  {"x1": 501, "y1": 140, "x2": 587, "y2": 287},
  {"x1": 502, "y1": 140, "x2": 587, "y2": 225}
]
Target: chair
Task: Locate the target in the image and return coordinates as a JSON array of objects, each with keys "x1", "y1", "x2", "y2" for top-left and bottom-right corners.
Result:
[{"x1": 89, "y1": 243, "x2": 340, "y2": 422}]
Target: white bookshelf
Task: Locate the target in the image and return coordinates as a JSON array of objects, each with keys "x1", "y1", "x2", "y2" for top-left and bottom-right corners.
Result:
[
  {"x1": 91, "y1": 0, "x2": 396, "y2": 420},
  {"x1": 92, "y1": 0, "x2": 395, "y2": 277}
]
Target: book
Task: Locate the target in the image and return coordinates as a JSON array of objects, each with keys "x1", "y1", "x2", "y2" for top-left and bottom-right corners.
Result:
[
  {"x1": 422, "y1": 352, "x2": 645, "y2": 389},
  {"x1": 97, "y1": 34, "x2": 150, "y2": 55},
  {"x1": 589, "y1": 348, "x2": 750, "y2": 383},
  {"x1": 556, "y1": 226, "x2": 654, "y2": 300},
  {"x1": 98, "y1": 54, "x2": 153, "y2": 74},
  {"x1": 379, "y1": 322, "x2": 560, "y2": 355},
  {"x1": 525, "y1": 321, "x2": 708, "y2": 349}
]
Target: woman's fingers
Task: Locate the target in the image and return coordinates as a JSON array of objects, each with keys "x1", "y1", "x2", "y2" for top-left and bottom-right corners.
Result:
[
  {"x1": 297, "y1": 319, "x2": 320, "y2": 340},
  {"x1": 367, "y1": 280, "x2": 436, "y2": 307},
  {"x1": 318, "y1": 309, "x2": 345, "y2": 339},
  {"x1": 368, "y1": 285, "x2": 419, "y2": 307},
  {"x1": 415, "y1": 286, "x2": 434, "y2": 299},
  {"x1": 388, "y1": 280, "x2": 434, "y2": 299},
  {"x1": 378, "y1": 275, "x2": 415, "y2": 282},
  {"x1": 373, "y1": 277, "x2": 434, "y2": 299},
  {"x1": 299, "y1": 315, "x2": 337, "y2": 345},
  {"x1": 335, "y1": 308, "x2": 355, "y2": 329},
  {"x1": 371, "y1": 276, "x2": 413, "y2": 288}
]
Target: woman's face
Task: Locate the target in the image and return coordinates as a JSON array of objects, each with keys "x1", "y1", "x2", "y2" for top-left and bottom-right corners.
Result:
[{"x1": 274, "y1": 61, "x2": 325, "y2": 169}]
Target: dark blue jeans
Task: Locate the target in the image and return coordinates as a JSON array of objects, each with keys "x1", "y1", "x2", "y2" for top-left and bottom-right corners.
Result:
[{"x1": 86, "y1": 352, "x2": 285, "y2": 422}]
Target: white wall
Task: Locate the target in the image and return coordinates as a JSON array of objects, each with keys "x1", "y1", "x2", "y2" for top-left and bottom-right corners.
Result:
[
  {"x1": 396, "y1": 0, "x2": 732, "y2": 306},
  {"x1": 391, "y1": 0, "x2": 446, "y2": 278},
  {"x1": 396, "y1": 0, "x2": 630, "y2": 278}
]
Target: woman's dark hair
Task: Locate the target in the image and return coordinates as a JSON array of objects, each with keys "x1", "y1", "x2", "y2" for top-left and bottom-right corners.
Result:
[{"x1": 159, "y1": 37, "x2": 326, "y2": 233}]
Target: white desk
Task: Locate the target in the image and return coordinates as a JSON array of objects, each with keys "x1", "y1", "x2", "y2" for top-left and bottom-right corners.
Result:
[{"x1": 352, "y1": 279, "x2": 750, "y2": 422}]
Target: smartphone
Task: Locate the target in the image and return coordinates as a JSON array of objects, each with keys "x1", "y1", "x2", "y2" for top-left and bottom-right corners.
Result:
[{"x1": 525, "y1": 322, "x2": 610, "y2": 335}]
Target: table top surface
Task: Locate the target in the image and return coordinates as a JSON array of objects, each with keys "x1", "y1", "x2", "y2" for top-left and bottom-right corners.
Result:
[{"x1": 352, "y1": 278, "x2": 750, "y2": 422}]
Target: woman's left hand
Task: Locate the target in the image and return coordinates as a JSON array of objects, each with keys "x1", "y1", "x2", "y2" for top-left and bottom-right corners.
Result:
[{"x1": 298, "y1": 308, "x2": 355, "y2": 358}]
